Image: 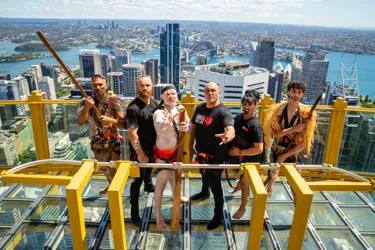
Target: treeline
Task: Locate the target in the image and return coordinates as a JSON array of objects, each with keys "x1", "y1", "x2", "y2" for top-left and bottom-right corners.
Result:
[{"x1": 15, "y1": 42, "x2": 70, "y2": 51}]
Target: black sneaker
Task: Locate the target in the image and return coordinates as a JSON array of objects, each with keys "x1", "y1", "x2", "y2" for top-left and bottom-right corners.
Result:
[
  {"x1": 131, "y1": 206, "x2": 142, "y2": 227},
  {"x1": 190, "y1": 192, "x2": 210, "y2": 201},
  {"x1": 144, "y1": 183, "x2": 155, "y2": 193},
  {"x1": 207, "y1": 215, "x2": 222, "y2": 230}
]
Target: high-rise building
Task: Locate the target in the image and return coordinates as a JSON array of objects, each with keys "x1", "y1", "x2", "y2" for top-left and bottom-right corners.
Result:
[
  {"x1": 254, "y1": 38, "x2": 275, "y2": 72},
  {"x1": 122, "y1": 64, "x2": 143, "y2": 97},
  {"x1": 196, "y1": 55, "x2": 207, "y2": 66},
  {"x1": 188, "y1": 61, "x2": 269, "y2": 116},
  {"x1": 291, "y1": 54, "x2": 303, "y2": 82},
  {"x1": 24, "y1": 73, "x2": 38, "y2": 92},
  {"x1": 0, "y1": 132, "x2": 17, "y2": 165},
  {"x1": 79, "y1": 50, "x2": 102, "y2": 78},
  {"x1": 268, "y1": 71, "x2": 284, "y2": 103},
  {"x1": 0, "y1": 80, "x2": 23, "y2": 116},
  {"x1": 38, "y1": 77, "x2": 56, "y2": 100},
  {"x1": 30, "y1": 65, "x2": 42, "y2": 79},
  {"x1": 115, "y1": 49, "x2": 132, "y2": 72},
  {"x1": 107, "y1": 72, "x2": 124, "y2": 95},
  {"x1": 301, "y1": 45, "x2": 329, "y2": 103},
  {"x1": 153, "y1": 83, "x2": 170, "y2": 101},
  {"x1": 13, "y1": 76, "x2": 30, "y2": 97},
  {"x1": 144, "y1": 59, "x2": 158, "y2": 85},
  {"x1": 248, "y1": 41, "x2": 257, "y2": 66},
  {"x1": 112, "y1": 21, "x2": 116, "y2": 29},
  {"x1": 101, "y1": 54, "x2": 112, "y2": 76},
  {"x1": 160, "y1": 23, "x2": 181, "y2": 90},
  {"x1": 40, "y1": 62, "x2": 50, "y2": 76}
]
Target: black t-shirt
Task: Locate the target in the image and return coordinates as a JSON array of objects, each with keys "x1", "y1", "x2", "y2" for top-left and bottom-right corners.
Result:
[
  {"x1": 126, "y1": 97, "x2": 158, "y2": 152},
  {"x1": 228, "y1": 113, "x2": 264, "y2": 163},
  {"x1": 192, "y1": 103, "x2": 234, "y2": 163}
]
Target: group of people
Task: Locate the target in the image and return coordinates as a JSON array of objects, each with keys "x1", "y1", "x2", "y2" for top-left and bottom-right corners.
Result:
[{"x1": 77, "y1": 74, "x2": 316, "y2": 231}]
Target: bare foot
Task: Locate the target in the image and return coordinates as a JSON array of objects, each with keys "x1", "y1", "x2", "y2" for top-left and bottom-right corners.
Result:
[
  {"x1": 99, "y1": 186, "x2": 109, "y2": 194},
  {"x1": 267, "y1": 186, "x2": 273, "y2": 196},
  {"x1": 232, "y1": 208, "x2": 246, "y2": 219},
  {"x1": 228, "y1": 184, "x2": 241, "y2": 194},
  {"x1": 156, "y1": 213, "x2": 167, "y2": 231},
  {"x1": 181, "y1": 196, "x2": 189, "y2": 203}
]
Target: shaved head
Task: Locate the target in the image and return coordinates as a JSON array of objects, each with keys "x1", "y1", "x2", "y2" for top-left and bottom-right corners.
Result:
[
  {"x1": 205, "y1": 82, "x2": 220, "y2": 92},
  {"x1": 204, "y1": 82, "x2": 221, "y2": 108}
]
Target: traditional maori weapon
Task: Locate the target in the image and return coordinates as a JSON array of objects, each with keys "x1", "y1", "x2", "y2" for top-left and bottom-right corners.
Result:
[
  {"x1": 36, "y1": 31, "x2": 101, "y2": 116},
  {"x1": 308, "y1": 92, "x2": 323, "y2": 119},
  {"x1": 171, "y1": 107, "x2": 186, "y2": 228}
]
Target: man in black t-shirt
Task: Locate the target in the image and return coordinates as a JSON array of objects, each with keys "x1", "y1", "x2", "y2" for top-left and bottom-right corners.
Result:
[
  {"x1": 189, "y1": 82, "x2": 235, "y2": 230},
  {"x1": 126, "y1": 76, "x2": 158, "y2": 226}
]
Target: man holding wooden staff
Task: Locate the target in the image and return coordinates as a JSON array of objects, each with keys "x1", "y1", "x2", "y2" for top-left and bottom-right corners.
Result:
[
  {"x1": 152, "y1": 84, "x2": 190, "y2": 231},
  {"x1": 263, "y1": 81, "x2": 317, "y2": 198},
  {"x1": 77, "y1": 74, "x2": 126, "y2": 194},
  {"x1": 189, "y1": 82, "x2": 235, "y2": 230}
]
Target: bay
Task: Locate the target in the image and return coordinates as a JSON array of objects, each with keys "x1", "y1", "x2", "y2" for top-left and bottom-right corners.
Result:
[{"x1": 0, "y1": 41, "x2": 374, "y2": 99}]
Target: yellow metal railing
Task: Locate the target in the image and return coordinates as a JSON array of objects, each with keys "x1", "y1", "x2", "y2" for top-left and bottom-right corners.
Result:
[
  {"x1": 2, "y1": 91, "x2": 375, "y2": 169},
  {"x1": 243, "y1": 163, "x2": 268, "y2": 250}
]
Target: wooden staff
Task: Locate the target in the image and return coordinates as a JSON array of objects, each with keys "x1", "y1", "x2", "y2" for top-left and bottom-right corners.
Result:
[
  {"x1": 36, "y1": 31, "x2": 101, "y2": 116},
  {"x1": 171, "y1": 107, "x2": 186, "y2": 228}
]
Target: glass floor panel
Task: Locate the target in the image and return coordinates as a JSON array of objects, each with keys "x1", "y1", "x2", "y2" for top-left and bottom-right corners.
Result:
[
  {"x1": 55, "y1": 225, "x2": 97, "y2": 249},
  {"x1": 274, "y1": 228, "x2": 319, "y2": 250},
  {"x1": 267, "y1": 182, "x2": 292, "y2": 201},
  {"x1": 309, "y1": 203, "x2": 345, "y2": 226},
  {"x1": 81, "y1": 200, "x2": 107, "y2": 223},
  {"x1": 0, "y1": 185, "x2": 10, "y2": 196},
  {"x1": 222, "y1": 178, "x2": 247, "y2": 198},
  {"x1": 27, "y1": 198, "x2": 66, "y2": 221},
  {"x1": 341, "y1": 207, "x2": 375, "y2": 232},
  {"x1": 99, "y1": 223, "x2": 141, "y2": 249},
  {"x1": 0, "y1": 228, "x2": 9, "y2": 241},
  {"x1": 266, "y1": 203, "x2": 294, "y2": 226},
  {"x1": 362, "y1": 235, "x2": 375, "y2": 249},
  {"x1": 150, "y1": 198, "x2": 183, "y2": 220},
  {"x1": 8, "y1": 184, "x2": 44, "y2": 199},
  {"x1": 123, "y1": 196, "x2": 146, "y2": 219},
  {"x1": 6, "y1": 223, "x2": 53, "y2": 250},
  {"x1": 231, "y1": 225, "x2": 275, "y2": 250},
  {"x1": 190, "y1": 224, "x2": 227, "y2": 249},
  {"x1": 189, "y1": 178, "x2": 213, "y2": 197},
  {"x1": 146, "y1": 223, "x2": 183, "y2": 250},
  {"x1": 226, "y1": 198, "x2": 252, "y2": 221},
  {"x1": 191, "y1": 199, "x2": 215, "y2": 221},
  {"x1": 328, "y1": 191, "x2": 365, "y2": 205},
  {"x1": 47, "y1": 185, "x2": 67, "y2": 196},
  {"x1": 312, "y1": 191, "x2": 326, "y2": 201},
  {"x1": 0, "y1": 200, "x2": 32, "y2": 226},
  {"x1": 83, "y1": 179, "x2": 109, "y2": 198},
  {"x1": 316, "y1": 228, "x2": 365, "y2": 250},
  {"x1": 361, "y1": 192, "x2": 375, "y2": 204}
]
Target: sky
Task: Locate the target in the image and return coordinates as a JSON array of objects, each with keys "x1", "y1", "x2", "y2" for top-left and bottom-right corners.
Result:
[{"x1": 0, "y1": 0, "x2": 374, "y2": 28}]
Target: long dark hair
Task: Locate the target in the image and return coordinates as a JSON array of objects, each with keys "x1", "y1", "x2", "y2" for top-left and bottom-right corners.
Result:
[{"x1": 241, "y1": 90, "x2": 260, "y2": 105}]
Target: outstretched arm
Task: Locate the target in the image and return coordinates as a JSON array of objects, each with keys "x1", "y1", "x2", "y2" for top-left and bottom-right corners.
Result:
[{"x1": 215, "y1": 125, "x2": 235, "y2": 145}]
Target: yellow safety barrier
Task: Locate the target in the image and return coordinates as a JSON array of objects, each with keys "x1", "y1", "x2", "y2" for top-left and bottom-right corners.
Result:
[
  {"x1": 107, "y1": 161, "x2": 132, "y2": 250},
  {"x1": 281, "y1": 164, "x2": 313, "y2": 250},
  {"x1": 66, "y1": 160, "x2": 96, "y2": 250},
  {"x1": 0, "y1": 172, "x2": 72, "y2": 186},
  {"x1": 243, "y1": 163, "x2": 268, "y2": 250}
]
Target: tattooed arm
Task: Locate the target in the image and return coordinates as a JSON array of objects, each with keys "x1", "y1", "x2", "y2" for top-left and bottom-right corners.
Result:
[{"x1": 128, "y1": 127, "x2": 148, "y2": 163}]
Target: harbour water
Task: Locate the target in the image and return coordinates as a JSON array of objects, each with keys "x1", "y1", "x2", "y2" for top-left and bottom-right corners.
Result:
[{"x1": 1, "y1": 41, "x2": 374, "y2": 99}]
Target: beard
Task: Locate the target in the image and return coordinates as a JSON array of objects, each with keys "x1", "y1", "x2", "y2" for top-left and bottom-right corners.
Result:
[{"x1": 138, "y1": 89, "x2": 152, "y2": 99}]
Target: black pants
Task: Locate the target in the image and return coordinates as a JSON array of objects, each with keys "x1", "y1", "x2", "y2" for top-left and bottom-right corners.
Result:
[
  {"x1": 130, "y1": 151, "x2": 154, "y2": 206},
  {"x1": 199, "y1": 158, "x2": 224, "y2": 216}
]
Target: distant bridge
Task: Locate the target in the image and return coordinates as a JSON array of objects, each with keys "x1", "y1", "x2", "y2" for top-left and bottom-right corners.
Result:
[{"x1": 186, "y1": 41, "x2": 217, "y2": 59}]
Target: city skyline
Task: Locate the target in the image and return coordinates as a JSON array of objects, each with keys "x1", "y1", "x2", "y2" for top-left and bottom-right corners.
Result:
[{"x1": 0, "y1": 0, "x2": 374, "y2": 29}]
